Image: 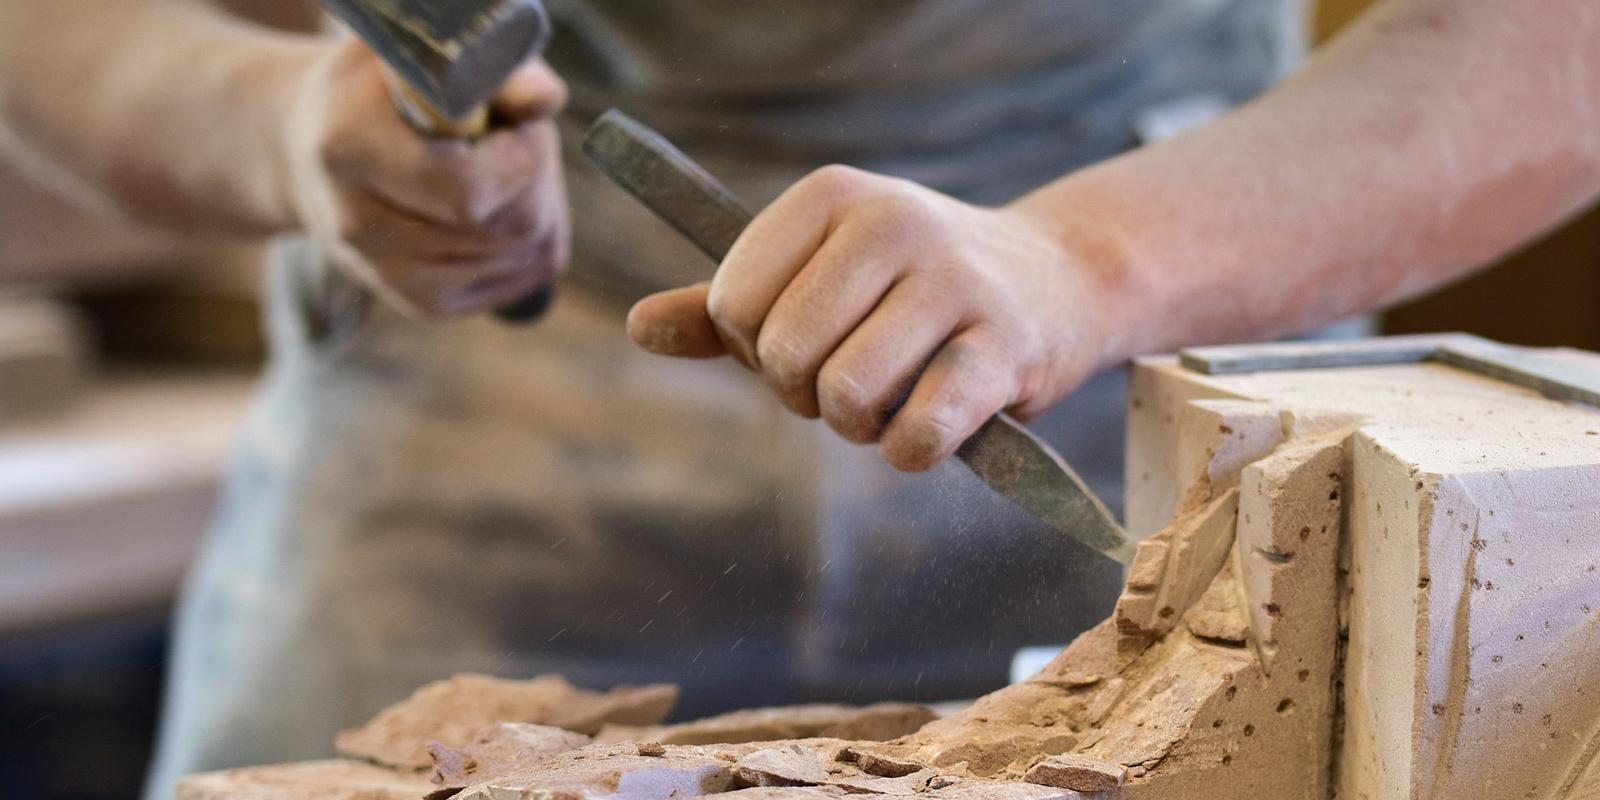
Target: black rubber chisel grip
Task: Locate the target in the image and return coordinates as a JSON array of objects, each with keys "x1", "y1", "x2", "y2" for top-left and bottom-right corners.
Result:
[{"x1": 494, "y1": 285, "x2": 556, "y2": 322}]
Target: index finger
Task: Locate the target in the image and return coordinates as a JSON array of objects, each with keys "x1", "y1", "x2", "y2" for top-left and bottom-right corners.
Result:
[{"x1": 705, "y1": 165, "x2": 879, "y2": 367}]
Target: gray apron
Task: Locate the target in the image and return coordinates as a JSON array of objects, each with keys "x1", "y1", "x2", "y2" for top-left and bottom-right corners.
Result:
[{"x1": 146, "y1": 2, "x2": 1303, "y2": 797}]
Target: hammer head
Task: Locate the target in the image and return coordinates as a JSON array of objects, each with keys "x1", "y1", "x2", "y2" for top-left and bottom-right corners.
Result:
[{"x1": 323, "y1": 0, "x2": 550, "y2": 120}]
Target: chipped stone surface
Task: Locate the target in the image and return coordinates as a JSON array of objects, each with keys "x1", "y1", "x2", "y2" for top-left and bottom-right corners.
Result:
[
  {"x1": 925, "y1": 783, "x2": 1079, "y2": 800},
  {"x1": 1115, "y1": 489, "x2": 1240, "y2": 649},
  {"x1": 452, "y1": 743, "x2": 744, "y2": 800},
  {"x1": 733, "y1": 744, "x2": 936, "y2": 795},
  {"x1": 1132, "y1": 346, "x2": 1600, "y2": 799},
  {"x1": 175, "y1": 760, "x2": 432, "y2": 800},
  {"x1": 1181, "y1": 558, "x2": 1250, "y2": 644},
  {"x1": 848, "y1": 368, "x2": 1350, "y2": 799},
  {"x1": 427, "y1": 723, "x2": 590, "y2": 797},
  {"x1": 699, "y1": 788, "x2": 851, "y2": 800},
  {"x1": 182, "y1": 341, "x2": 1600, "y2": 800},
  {"x1": 336, "y1": 673, "x2": 676, "y2": 769},
  {"x1": 599, "y1": 703, "x2": 936, "y2": 747},
  {"x1": 1023, "y1": 753, "x2": 1126, "y2": 792},
  {"x1": 1174, "y1": 399, "x2": 1286, "y2": 505}
]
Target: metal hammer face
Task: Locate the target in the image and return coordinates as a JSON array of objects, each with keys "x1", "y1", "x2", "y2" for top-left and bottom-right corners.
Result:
[{"x1": 322, "y1": 0, "x2": 551, "y2": 124}]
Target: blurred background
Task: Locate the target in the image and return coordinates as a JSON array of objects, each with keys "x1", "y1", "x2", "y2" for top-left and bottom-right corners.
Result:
[{"x1": 1, "y1": 1, "x2": 1596, "y2": 799}]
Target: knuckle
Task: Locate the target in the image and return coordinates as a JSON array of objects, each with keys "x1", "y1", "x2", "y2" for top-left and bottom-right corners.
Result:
[
  {"x1": 333, "y1": 207, "x2": 372, "y2": 244},
  {"x1": 805, "y1": 163, "x2": 869, "y2": 197},
  {"x1": 316, "y1": 128, "x2": 360, "y2": 177},
  {"x1": 395, "y1": 287, "x2": 448, "y2": 320},
  {"x1": 490, "y1": 200, "x2": 541, "y2": 239},
  {"x1": 528, "y1": 228, "x2": 568, "y2": 275},
  {"x1": 427, "y1": 148, "x2": 493, "y2": 222},
  {"x1": 817, "y1": 365, "x2": 880, "y2": 443},
  {"x1": 920, "y1": 403, "x2": 966, "y2": 445},
  {"x1": 755, "y1": 330, "x2": 810, "y2": 389},
  {"x1": 896, "y1": 405, "x2": 964, "y2": 471},
  {"x1": 853, "y1": 192, "x2": 946, "y2": 255},
  {"x1": 544, "y1": 75, "x2": 570, "y2": 110},
  {"x1": 446, "y1": 182, "x2": 496, "y2": 226},
  {"x1": 704, "y1": 287, "x2": 754, "y2": 340},
  {"x1": 867, "y1": 190, "x2": 938, "y2": 228}
]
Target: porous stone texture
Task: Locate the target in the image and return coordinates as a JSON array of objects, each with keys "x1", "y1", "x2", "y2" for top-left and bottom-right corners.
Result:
[
  {"x1": 178, "y1": 340, "x2": 1600, "y2": 800},
  {"x1": 845, "y1": 422, "x2": 1344, "y2": 799},
  {"x1": 1129, "y1": 346, "x2": 1600, "y2": 799}
]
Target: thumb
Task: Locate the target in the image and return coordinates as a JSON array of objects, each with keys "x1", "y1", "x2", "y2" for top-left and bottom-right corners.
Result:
[
  {"x1": 492, "y1": 58, "x2": 568, "y2": 124},
  {"x1": 627, "y1": 283, "x2": 727, "y2": 358}
]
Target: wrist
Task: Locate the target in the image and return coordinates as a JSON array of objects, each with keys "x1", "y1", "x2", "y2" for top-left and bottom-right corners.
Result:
[
  {"x1": 152, "y1": 1, "x2": 333, "y2": 236},
  {"x1": 1006, "y1": 178, "x2": 1157, "y2": 374},
  {"x1": 250, "y1": 36, "x2": 336, "y2": 235}
]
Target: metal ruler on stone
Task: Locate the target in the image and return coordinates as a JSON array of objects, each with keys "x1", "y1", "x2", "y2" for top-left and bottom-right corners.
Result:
[{"x1": 1179, "y1": 333, "x2": 1600, "y2": 408}]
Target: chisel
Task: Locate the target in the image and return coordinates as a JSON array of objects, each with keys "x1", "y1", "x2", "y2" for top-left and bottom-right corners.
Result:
[{"x1": 583, "y1": 109, "x2": 1136, "y2": 566}]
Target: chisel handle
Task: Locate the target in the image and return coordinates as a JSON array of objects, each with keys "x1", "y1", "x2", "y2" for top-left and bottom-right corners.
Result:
[{"x1": 581, "y1": 109, "x2": 753, "y2": 262}]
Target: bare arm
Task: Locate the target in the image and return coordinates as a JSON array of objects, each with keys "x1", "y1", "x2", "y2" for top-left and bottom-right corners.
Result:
[
  {"x1": 1032, "y1": 0, "x2": 1600, "y2": 366},
  {"x1": 0, "y1": 0, "x2": 570, "y2": 314},
  {"x1": 631, "y1": 0, "x2": 1600, "y2": 470},
  {"x1": 0, "y1": 0, "x2": 318, "y2": 235}
]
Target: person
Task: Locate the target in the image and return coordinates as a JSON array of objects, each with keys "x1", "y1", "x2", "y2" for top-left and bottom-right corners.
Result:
[{"x1": 0, "y1": 2, "x2": 1594, "y2": 799}]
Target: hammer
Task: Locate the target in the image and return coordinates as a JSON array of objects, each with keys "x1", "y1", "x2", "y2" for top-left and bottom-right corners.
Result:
[{"x1": 321, "y1": 0, "x2": 556, "y2": 322}]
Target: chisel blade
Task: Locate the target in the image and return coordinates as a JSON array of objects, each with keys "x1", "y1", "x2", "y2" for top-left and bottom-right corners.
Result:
[
  {"x1": 956, "y1": 414, "x2": 1135, "y2": 565},
  {"x1": 583, "y1": 109, "x2": 1135, "y2": 567}
]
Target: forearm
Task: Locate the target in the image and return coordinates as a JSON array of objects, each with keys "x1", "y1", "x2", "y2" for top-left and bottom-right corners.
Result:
[
  {"x1": 1016, "y1": 0, "x2": 1600, "y2": 367},
  {"x1": 0, "y1": 0, "x2": 326, "y2": 236}
]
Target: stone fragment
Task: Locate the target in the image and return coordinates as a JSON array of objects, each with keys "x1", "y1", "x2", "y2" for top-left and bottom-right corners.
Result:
[
  {"x1": 924, "y1": 783, "x2": 1080, "y2": 800},
  {"x1": 1022, "y1": 753, "x2": 1127, "y2": 793},
  {"x1": 615, "y1": 703, "x2": 937, "y2": 747},
  {"x1": 453, "y1": 743, "x2": 743, "y2": 800},
  {"x1": 336, "y1": 673, "x2": 676, "y2": 769},
  {"x1": 1174, "y1": 399, "x2": 1287, "y2": 501},
  {"x1": 1182, "y1": 559, "x2": 1250, "y2": 644},
  {"x1": 1114, "y1": 489, "x2": 1240, "y2": 649},
  {"x1": 699, "y1": 788, "x2": 851, "y2": 800},
  {"x1": 1234, "y1": 432, "x2": 1349, "y2": 672},
  {"x1": 731, "y1": 744, "x2": 935, "y2": 795},
  {"x1": 850, "y1": 388, "x2": 1346, "y2": 799},
  {"x1": 427, "y1": 722, "x2": 590, "y2": 798},
  {"x1": 176, "y1": 759, "x2": 432, "y2": 800}
]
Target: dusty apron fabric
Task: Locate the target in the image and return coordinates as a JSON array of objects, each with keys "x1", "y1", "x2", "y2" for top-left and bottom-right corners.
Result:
[{"x1": 147, "y1": 2, "x2": 1303, "y2": 796}]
